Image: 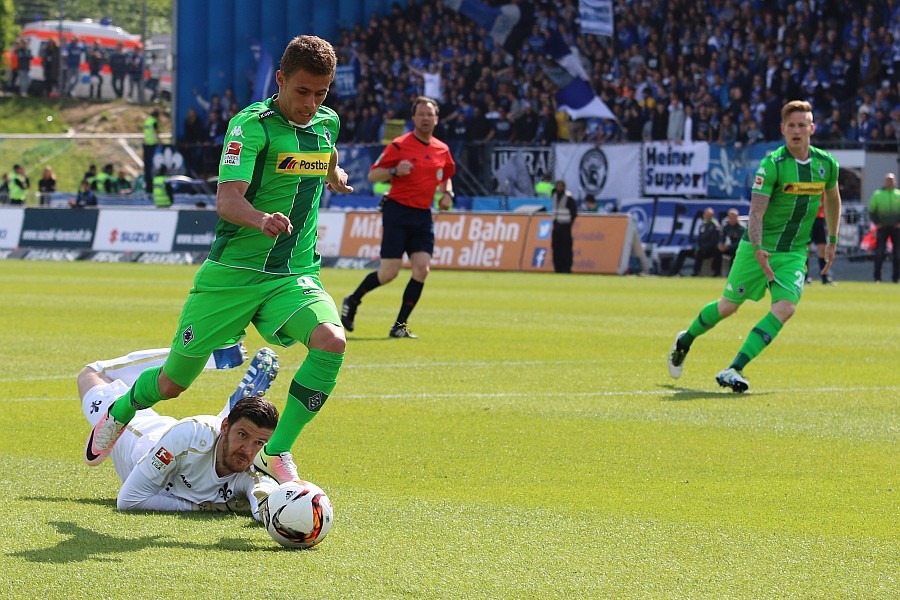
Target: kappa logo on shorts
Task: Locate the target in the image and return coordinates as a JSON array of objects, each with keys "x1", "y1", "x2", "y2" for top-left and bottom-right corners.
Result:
[{"x1": 182, "y1": 325, "x2": 194, "y2": 347}]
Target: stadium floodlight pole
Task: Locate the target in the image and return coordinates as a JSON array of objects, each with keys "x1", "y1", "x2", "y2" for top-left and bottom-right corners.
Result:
[
  {"x1": 57, "y1": 0, "x2": 65, "y2": 99},
  {"x1": 139, "y1": 0, "x2": 147, "y2": 104}
]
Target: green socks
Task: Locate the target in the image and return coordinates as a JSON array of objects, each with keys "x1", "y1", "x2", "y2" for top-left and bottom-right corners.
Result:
[
  {"x1": 731, "y1": 312, "x2": 783, "y2": 371},
  {"x1": 679, "y1": 301, "x2": 724, "y2": 348},
  {"x1": 266, "y1": 349, "x2": 344, "y2": 454},
  {"x1": 108, "y1": 366, "x2": 166, "y2": 424}
]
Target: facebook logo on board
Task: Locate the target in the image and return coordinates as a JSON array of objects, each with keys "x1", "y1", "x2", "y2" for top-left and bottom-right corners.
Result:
[
  {"x1": 532, "y1": 248, "x2": 547, "y2": 267},
  {"x1": 537, "y1": 220, "x2": 553, "y2": 239}
]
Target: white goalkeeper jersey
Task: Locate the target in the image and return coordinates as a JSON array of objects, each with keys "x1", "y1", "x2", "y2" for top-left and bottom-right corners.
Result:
[
  {"x1": 84, "y1": 379, "x2": 273, "y2": 516},
  {"x1": 123, "y1": 414, "x2": 267, "y2": 508}
]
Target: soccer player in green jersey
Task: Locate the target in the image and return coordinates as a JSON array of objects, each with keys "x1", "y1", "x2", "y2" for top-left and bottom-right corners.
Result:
[
  {"x1": 85, "y1": 35, "x2": 354, "y2": 484},
  {"x1": 667, "y1": 100, "x2": 842, "y2": 392}
]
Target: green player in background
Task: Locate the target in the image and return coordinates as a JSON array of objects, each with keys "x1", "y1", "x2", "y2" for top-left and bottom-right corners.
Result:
[
  {"x1": 85, "y1": 35, "x2": 354, "y2": 483},
  {"x1": 667, "y1": 100, "x2": 842, "y2": 392}
]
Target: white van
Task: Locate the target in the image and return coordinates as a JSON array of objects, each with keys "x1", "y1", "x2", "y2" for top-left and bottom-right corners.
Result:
[{"x1": 14, "y1": 19, "x2": 171, "y2": 99}]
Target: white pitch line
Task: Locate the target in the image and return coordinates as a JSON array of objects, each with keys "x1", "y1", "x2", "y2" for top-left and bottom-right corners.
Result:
[
  {"x1": 4, "y1": 355, "x2": 888, "y2": 385},
  {"x1": 8, "y1": 385, "x2": 900, "y2": 403},
  {"x1": 338, "y1": 386, "x2": 900, "y2": 399},
  {"x1": 0, "y1": 359, "x2": 657, "y2": 383}
]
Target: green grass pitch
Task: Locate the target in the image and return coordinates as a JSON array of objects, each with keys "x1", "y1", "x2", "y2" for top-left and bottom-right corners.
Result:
[{"x1": 0, "y1": 260, "x2": 896, "y2": 598}]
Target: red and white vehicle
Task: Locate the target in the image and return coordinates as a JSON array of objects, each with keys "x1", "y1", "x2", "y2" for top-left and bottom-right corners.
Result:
[{"x1": 12, "y1": 19, "x2": 171, "y2": 99}]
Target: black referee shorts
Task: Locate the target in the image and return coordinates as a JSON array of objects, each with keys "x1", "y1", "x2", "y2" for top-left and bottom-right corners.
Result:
[
  {"x1": 810, "y1": 216, "x2": 826, "y2": 245},
  {"x1": 380, "y1": 198, "x2": 435, "y2": 259}
]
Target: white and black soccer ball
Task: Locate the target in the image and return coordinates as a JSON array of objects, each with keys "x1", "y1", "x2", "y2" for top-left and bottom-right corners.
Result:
[{"x1": 259, "y1": 480, "x2": 333, "y2": 549}]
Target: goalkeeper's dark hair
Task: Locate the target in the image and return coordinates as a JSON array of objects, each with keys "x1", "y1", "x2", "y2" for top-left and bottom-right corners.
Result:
[{"x1": 228, "y1": 395, "x2": 279, "y2": 430}]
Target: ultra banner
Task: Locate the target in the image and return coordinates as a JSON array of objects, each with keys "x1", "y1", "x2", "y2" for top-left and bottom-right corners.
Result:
[
  {"x1": 643, "y1": 141, "x2": 710, "y2": 196},
  {"x1": 554, "y1": 143, "x2": 641, "y2": 201},
  {"x1": 491, "y1": 146, "x2": 554, "y2": 196}
]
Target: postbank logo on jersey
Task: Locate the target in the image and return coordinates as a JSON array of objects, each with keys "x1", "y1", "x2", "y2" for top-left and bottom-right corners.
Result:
[
  {"x1": 782, "y1": 181, "x2": 825, "y2": 195},
  {"x1": 276, "y1": 152, "x2": 331, "y2": 176}
]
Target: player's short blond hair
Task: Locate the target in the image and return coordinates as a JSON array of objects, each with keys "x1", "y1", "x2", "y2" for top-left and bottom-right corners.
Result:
[{"x1": 781, "y1": 100, "x2": 813, "y2": 123}]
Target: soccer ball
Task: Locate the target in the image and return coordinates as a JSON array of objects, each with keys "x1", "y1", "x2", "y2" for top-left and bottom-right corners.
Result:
[{"x1": 260, "y1": 480, "x2": 334, "y2": 549}]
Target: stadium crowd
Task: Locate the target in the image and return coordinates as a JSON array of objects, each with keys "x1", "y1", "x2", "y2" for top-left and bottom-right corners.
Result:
[
  {"x1": 5, "y1": 0, "x2": 899, "y2": 188},
  {"x1": 321, "y1": 0, "x2": 900, "y2": 147},
  {"x1": 167, "y1": 0, "x2": 900, "y2": 180}
]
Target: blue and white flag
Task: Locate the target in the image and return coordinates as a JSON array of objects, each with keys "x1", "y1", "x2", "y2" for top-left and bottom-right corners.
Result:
[
  {"x1": 556, "y1": 78, "x2": 616, "y2": 121},
  {"x1": 543, "y1": 29, "x2": 591, "y2": 82},
  {"x1": 543, "y1": 30, "x2": 616, "y2": 121},
  {"x1": 445, "y1": 0, "x2": 533, "y2": 53},
  {"x1": 579, "y1": 0, "x2": 614, "y2": 37}
]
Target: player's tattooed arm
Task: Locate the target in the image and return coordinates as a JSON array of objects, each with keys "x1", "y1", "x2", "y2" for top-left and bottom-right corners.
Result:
[{"x1": 748, "y1": 192, "x2": 769, "y2": 248}]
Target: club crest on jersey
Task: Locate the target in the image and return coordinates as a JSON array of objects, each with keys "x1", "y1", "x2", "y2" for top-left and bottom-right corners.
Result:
[
  {"x1": 323, "y1": 128, "x2": 332, "y2": 145},
  {"x1": 817, "y1": 164, "x2": 826, "y2": 178},
  {"x1": 782, "y1": 181, "x2": 825, "y2": 195},
  {"x1": 275, "y1": 152, "x2": 330, "y2": 176},
  {"x1": 223, "y1": 141, "x2": 242, "y2": 166},
  {"x1": 182, "y1": 325, "x2": 194, "y2": 347}
]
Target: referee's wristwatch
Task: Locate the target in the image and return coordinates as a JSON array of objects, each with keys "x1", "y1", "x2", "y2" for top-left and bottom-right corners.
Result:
[{"x1": 388, "y1": 167, "x2": 398, "y2": 177}]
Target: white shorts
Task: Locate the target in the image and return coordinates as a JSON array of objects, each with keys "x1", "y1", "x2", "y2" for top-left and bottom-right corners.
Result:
[
  {"x1": 82, "y1": 379, "x2": 130, "y2": 427},
  {"x1": 81, "y1": 379, "x2": 178, "y2": 482}
]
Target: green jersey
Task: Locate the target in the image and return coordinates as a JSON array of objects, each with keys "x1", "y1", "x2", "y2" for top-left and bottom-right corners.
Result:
[
  {"x1": 209, "y1": 96, "x2": 339, "y2": 275},
  {"x1": 868, "y1": 187, "x2": 900, "y2": 227},
  {"x1": 748, "y1": 144, "x2": 838, "y2": 252}
]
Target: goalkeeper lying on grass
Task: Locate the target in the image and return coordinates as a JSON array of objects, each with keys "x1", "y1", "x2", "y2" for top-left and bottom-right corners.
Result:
[{"x1": 78, "y1": 344, "x2": 281, "y2": 519}]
